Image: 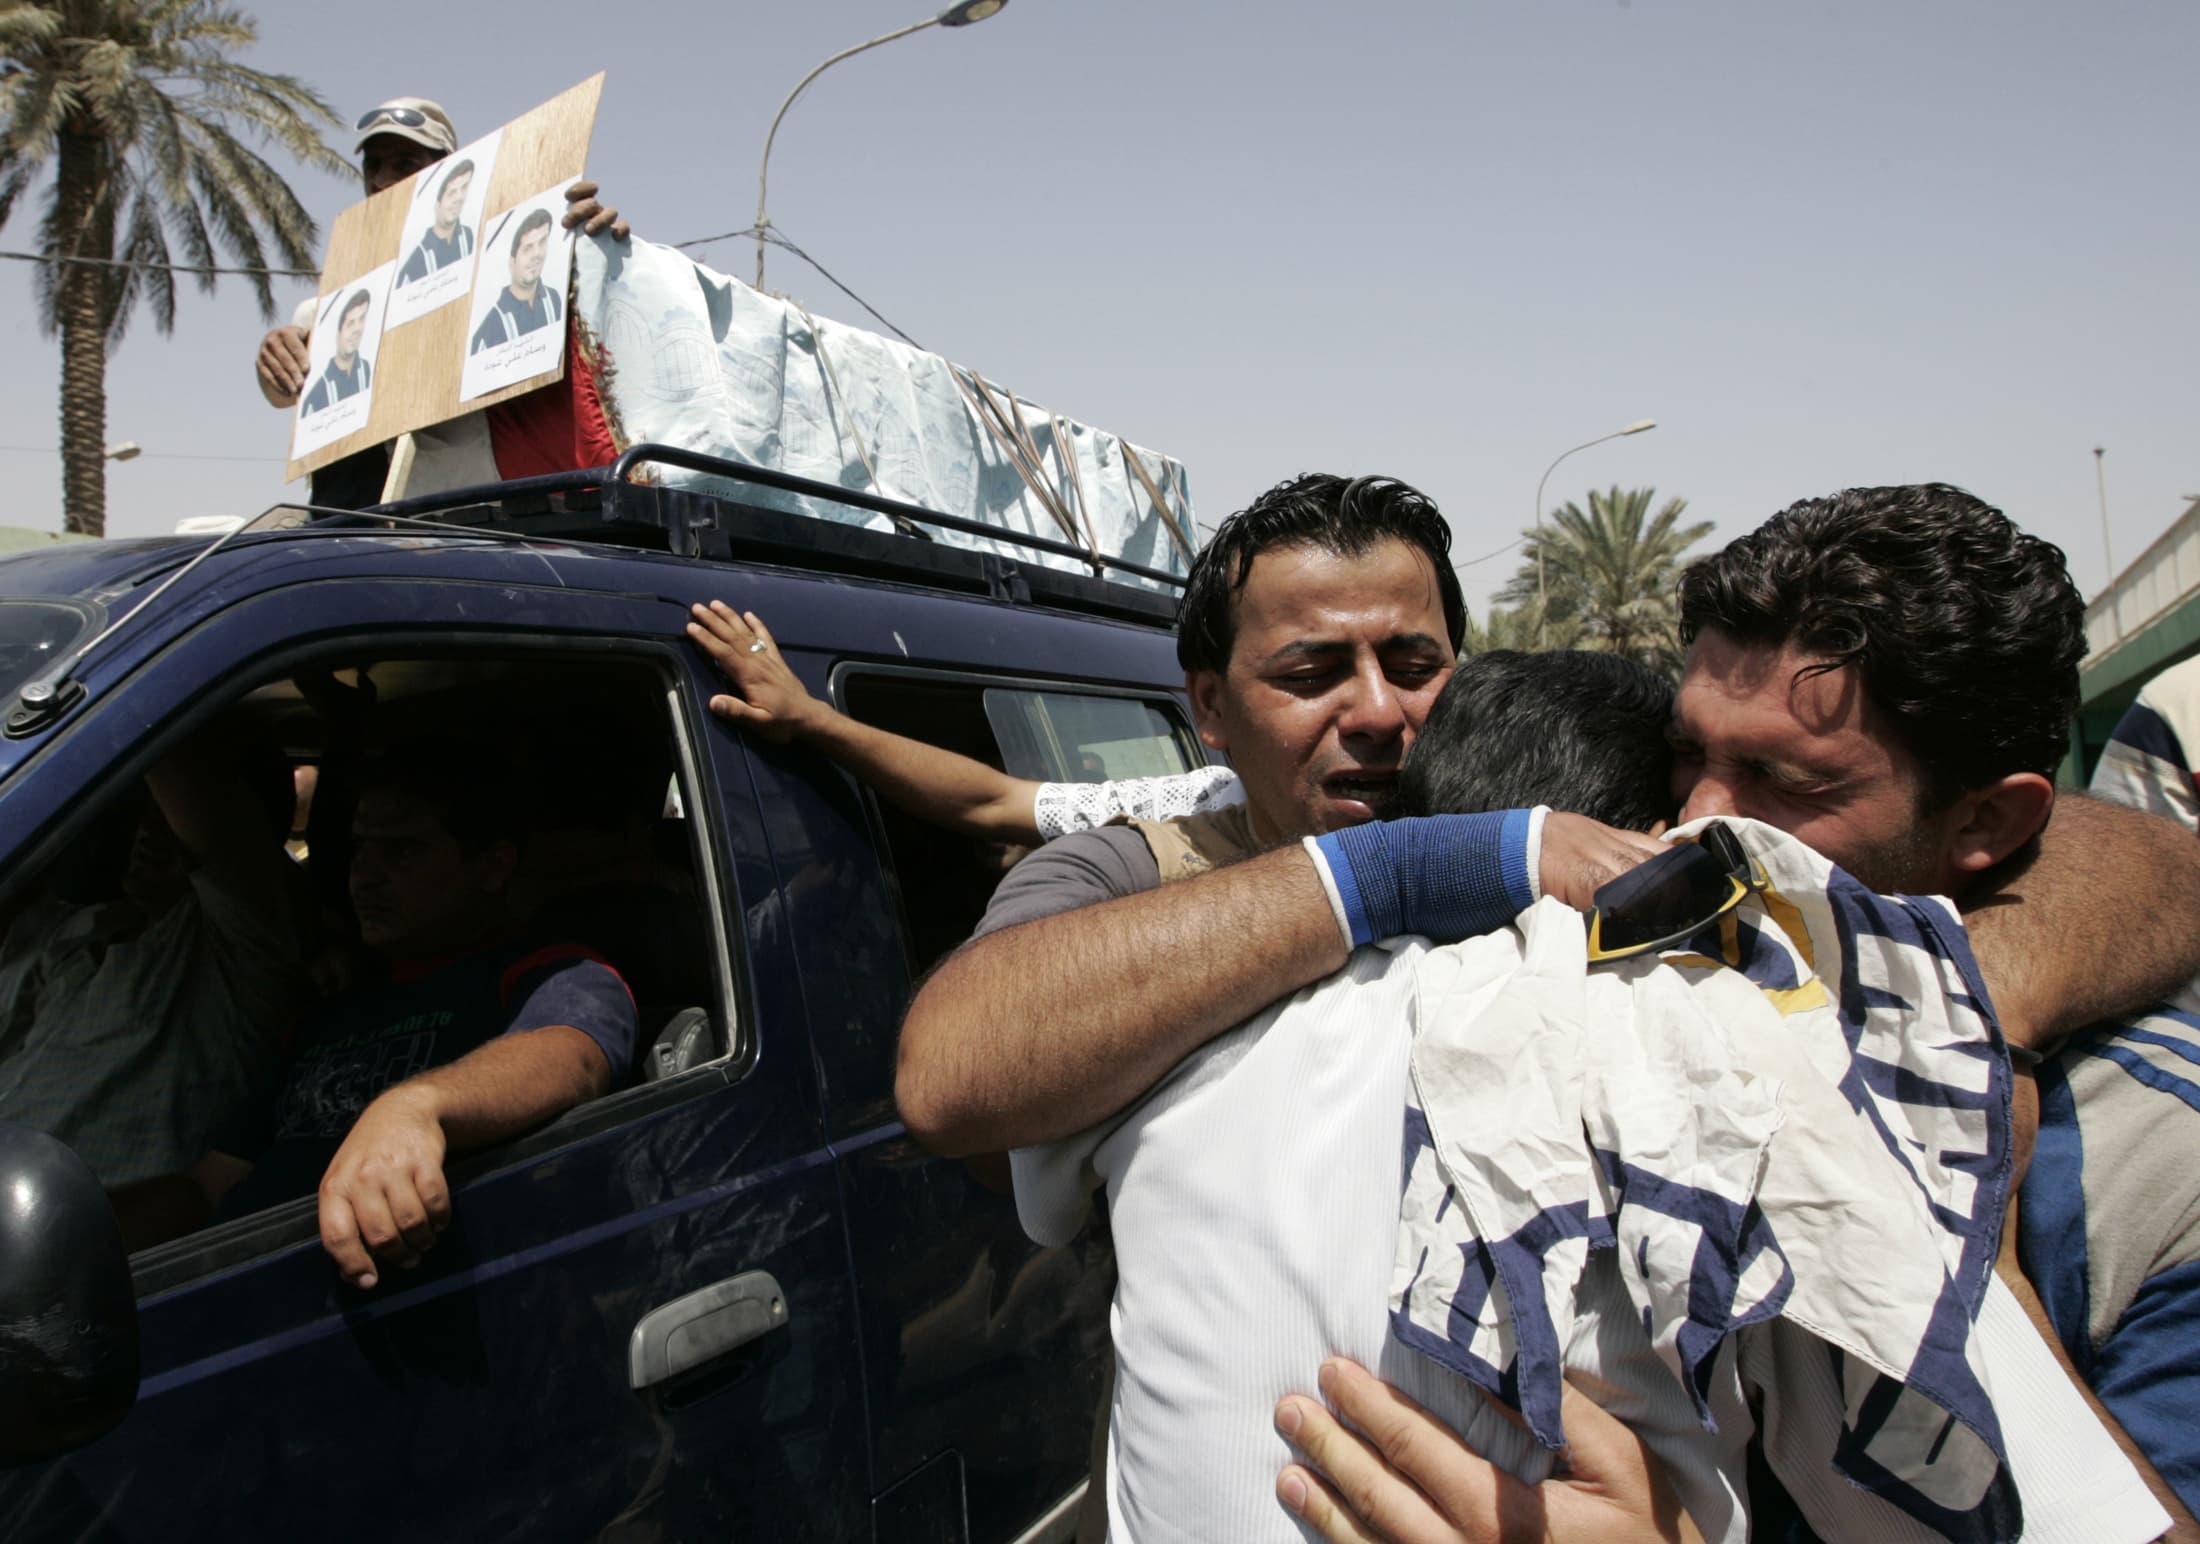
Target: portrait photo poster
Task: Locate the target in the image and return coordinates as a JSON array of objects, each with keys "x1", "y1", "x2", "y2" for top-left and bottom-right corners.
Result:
[
  {"x1": 458, "y1": 184, "x2": 576, "y2": 404},
  {"x1": 290, "y1": 261, "x2": 395, "y2": 461},
  {"x1": 384, "y1": 128, "x2": 502, "y2": 329},
  {"x1": 283, "y1": 72, "x2": 601, "y2": 483}
]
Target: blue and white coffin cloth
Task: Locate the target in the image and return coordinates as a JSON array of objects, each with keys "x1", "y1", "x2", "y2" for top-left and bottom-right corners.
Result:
[{"x1": 1391, "y1": 817, "x2": 2020, "y2": 1542}]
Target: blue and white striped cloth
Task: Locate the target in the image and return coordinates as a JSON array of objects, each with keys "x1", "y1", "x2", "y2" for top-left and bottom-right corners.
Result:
[{"x1": 1391, "y1": 818, "x2": 2025, "y2": 1542}]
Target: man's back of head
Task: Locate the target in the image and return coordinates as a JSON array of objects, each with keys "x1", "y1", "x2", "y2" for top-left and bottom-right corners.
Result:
[{"x1": 1400, "y1": 649, "x2": 1674, "y2": 831}]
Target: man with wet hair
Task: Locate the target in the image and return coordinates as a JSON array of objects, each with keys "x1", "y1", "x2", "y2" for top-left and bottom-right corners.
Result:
[{"x1": 898, "y1": 473, "x2": 1664, "y2": 1159}]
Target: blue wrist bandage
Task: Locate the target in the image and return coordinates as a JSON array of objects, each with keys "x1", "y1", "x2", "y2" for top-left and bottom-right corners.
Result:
[{"x1": 1309, "y1": 810, "x2": 1536, "y2": 948}]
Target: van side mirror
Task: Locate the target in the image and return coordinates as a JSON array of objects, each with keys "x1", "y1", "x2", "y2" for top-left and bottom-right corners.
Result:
[{"x1": 0, "y1": 1120, "x2": 138, "y2": 1464}]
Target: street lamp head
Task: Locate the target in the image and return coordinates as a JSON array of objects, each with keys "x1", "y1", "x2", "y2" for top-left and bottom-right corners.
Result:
[
  {"x1": 937, "y1": 0, "x2": 1005, "y2": 24},
  {"x1": 104, "y1": 441, "x2": 142, "y2": 462},
  {"x1": 1620, "y1": 419, "x2": 1656, "y2": 436}
]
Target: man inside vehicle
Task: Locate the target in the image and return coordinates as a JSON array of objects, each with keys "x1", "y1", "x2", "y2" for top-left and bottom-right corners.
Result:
[
  {"x1": 0, "y1": 729, "x2": 305, "y2": 1187},
  {"x1": 254, "y1": 96, "x2": 628, "y2": 509},
  {"x1": 113, "y1": 740, "x2": 638, "y2": 1292}
]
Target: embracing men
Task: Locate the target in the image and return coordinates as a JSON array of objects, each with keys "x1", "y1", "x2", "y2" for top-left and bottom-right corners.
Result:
[{"x1": 894, "y1": 477, "x2": 2200, "y2": 1542}]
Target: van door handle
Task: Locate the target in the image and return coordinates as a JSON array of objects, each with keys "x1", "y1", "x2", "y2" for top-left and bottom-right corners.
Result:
[{"x1": 628, "y1": 1270, "x2": 789, "y2": 1390}]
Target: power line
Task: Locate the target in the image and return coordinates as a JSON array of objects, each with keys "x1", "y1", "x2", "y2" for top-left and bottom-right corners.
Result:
[
  {"x1": 0, "y1": 443, "x2": 285, "y2": 464},
  {"x1": 675, "y1": 223, "x2": 923, "y2": 350},
  {"x1": 0, "y1": 249, "x2": 319, "y2": 279},
  {"x1": 1455, "y1": 533, "x2": 1530, "y2": 569}
]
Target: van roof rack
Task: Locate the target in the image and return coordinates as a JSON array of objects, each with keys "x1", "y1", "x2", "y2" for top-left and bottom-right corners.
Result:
[{"x1": 368, "y1": 443, "x2": 1185, "y2": 628}]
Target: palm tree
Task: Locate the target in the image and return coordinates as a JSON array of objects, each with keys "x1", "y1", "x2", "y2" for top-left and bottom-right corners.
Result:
[
  {"x1": 0, "y1": 0, "x2": 346, "y2": 535},
  {"x1": 1494, "y1": 485, "x2": 1714, "y2": 673}
]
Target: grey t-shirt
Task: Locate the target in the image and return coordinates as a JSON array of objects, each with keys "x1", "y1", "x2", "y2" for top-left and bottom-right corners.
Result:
[{"x1": 973, "y1": 826, "x2": 1162, "y2": 941}]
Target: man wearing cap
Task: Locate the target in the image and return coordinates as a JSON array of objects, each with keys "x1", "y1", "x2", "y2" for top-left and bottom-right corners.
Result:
[{"x1": 254, "y1": 97, "x2": 628, "y2": 507}]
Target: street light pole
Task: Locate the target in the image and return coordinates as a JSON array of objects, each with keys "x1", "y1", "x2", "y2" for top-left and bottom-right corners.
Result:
[
  {"x1": 1533, "y1": 418, "x2": 1656, "y2": 646},
  {"x1": 2094, "y1": 446, "x2": 2115, "y2": 588},
  {"x1": 754, "y1": 0, "x2": 1009, "y2": 291}
]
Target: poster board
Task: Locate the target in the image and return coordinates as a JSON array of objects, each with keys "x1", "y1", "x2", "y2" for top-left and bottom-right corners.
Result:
[{"x1": 285, "y1": 73, "x2": 601, "y2": 481}]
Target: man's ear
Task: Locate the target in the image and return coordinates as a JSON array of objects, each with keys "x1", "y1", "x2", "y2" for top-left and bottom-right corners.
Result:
[
  {"x1": 1946, "y1": 773, "x2": 2057, "y2": 876},
  {"x1": 1186, "y1": 669, "x2": 1230, "y2": 753}
]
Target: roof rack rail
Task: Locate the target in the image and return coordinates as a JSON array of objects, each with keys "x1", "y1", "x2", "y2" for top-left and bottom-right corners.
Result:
[{"x1": 367, "y1": 443, "x2": 1186, "y2": 626}]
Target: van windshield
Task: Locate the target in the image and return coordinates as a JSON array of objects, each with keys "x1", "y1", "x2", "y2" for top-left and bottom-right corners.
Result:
[{"x1": 0, "y1": 601, "x2": 91, "y2": 700}]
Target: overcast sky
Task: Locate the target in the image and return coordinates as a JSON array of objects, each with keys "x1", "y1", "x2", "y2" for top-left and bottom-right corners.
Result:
[{"x1": 1, "y1": 0, "x2": 2192, "y2": 613}]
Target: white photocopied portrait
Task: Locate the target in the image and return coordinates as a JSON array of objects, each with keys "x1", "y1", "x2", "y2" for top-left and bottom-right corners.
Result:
[
  {"x1": 385, "y1": 128, "x2": 500, "y2": 328},
  {"x1": 291, "y1": 261, "x2": 394, "y2": 460},
  {"x1": 458, "y1": 185, "x2": 573, "y2": 403}
]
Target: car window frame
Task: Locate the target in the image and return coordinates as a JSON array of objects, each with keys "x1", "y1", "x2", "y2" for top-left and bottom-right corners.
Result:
[{"x1": 0, "y1": 625, "x2": 757, "y2": 1296}]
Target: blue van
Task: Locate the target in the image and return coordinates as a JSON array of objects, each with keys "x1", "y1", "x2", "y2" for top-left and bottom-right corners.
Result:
[{"x1": 0, "y1": 451, "x2": 1205, "y2": 1541}]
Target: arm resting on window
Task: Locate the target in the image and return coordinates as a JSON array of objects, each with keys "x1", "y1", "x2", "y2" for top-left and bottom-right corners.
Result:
[{"x1": 316, "y1": 1024, "x2": 611, "y2": 1290}]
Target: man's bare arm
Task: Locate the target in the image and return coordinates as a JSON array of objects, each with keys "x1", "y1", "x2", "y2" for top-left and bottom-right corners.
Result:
[
  {"x1": 895, "y1": 816, "x2": 1663, "y2": 1155},
  {"x1": 897, "y1": 843, "x2": 1344, "y2": 1154},
  {"x1": 1963, "y1": 793, "x2": 2200, "y2": 1050},
  {"x1": 318, "y1": 1025, "x2": 611, "y2": 1289}
]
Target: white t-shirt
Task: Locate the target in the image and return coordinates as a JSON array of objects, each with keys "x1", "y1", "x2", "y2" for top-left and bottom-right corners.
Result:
[{"x1": 1014, "y1": 935, "x2": 2167, "y2": 1544}]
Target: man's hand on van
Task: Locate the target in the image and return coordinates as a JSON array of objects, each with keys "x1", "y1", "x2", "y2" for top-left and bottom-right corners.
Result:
[
  {"x1": 318, "y1": 1083, "x2": 451, "y2": 1291},
  {"x1": 688, "y1": 601, "x2": 822, "y2": 743},
  {"x1": 686, "y1": 599, "x2": 1048, "y2": 844},
  {"x1": 256, "y1": 324, "x2": 311, "y2": 408}
]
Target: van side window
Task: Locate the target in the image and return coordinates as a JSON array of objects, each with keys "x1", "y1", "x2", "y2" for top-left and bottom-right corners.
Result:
[
  {"x1": 0, "y1": 651, "x2": 733, "y2": 1265},
  {"x1": 982, "y1": 687, "x2": 1203, "y2": 784},
  {"x1": 840, "y1": 672, "x2": 1199, "y2": 972}
]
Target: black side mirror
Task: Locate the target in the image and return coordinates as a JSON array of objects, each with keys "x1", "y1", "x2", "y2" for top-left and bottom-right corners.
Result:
[{"x1": 0, "y1": 1120, "x2": 138, "y2": 1464}]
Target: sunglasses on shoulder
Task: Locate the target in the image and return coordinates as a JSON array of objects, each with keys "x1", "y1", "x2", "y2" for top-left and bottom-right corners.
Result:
[
  {"x1": 355, "y1": 106, "x2": 430, "y2": 132},
  {"x1": 1584, "y1": 821, "x2": 1769, "y2": 963}
]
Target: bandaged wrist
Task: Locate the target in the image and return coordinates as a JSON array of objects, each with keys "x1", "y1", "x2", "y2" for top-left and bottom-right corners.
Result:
[{"x1": 1304, "y1": 810, "x2": 1538, "y2": 949}]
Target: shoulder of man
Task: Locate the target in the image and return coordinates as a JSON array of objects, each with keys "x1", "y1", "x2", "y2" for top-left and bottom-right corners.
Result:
[
  {"x1": 496, "y1": 938, "x2": 641, "y2": 1085},
  {"x1": 971, "y1": 825, "x2": 1160, "y2": 942},
  {"x1": 2025, "y1": 1003, "x2": 2200, "y2": 1351}
]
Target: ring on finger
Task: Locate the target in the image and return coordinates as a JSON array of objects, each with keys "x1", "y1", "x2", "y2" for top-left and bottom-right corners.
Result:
[{"x1": 747, "y1": 640, "x2": 767, "y2": 654}]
